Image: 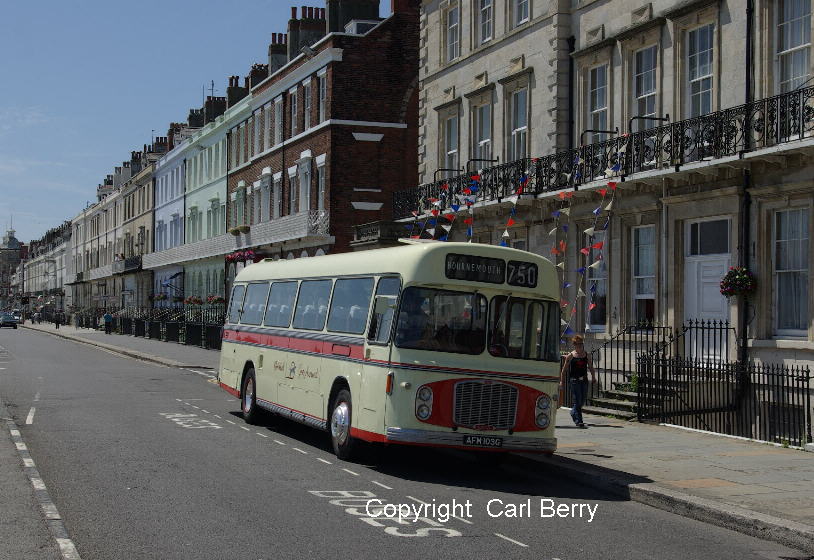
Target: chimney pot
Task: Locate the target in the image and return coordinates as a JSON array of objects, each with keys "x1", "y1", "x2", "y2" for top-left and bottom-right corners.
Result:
[{"x1": 291, "y1": 6, "x2": 297, "y2": 18}]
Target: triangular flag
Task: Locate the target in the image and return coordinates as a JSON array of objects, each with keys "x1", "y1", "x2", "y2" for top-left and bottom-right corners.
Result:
[
  {"x1": 411, "y1": 210, "x2": 418, "y2": 217},
  {"x1": 590, "y1": 282, "x2": 597, "y2": 293},
  {"x1": 502, "y1": 229, "x2": 510, "y2": 238},
  {"x1": 440, "y1": 183, "x2": 449, "y2": 190},
  {"x1": 439, "y1": 235, "x2": 448, "y2": 241},
  {"x1": 441, "y1": 224, "x2": 452, "y2": 232},
  {"x1": 588, "y1": 260, "x2": 602, "y2": 269},
  {"x1": 463, "y1": 187, "x2": 472, "y2": 195},
  {"x1": 469, "y1": 184, "x2": 479, "y2": 193},
  {"x1": 443, "y1": 213, "x2": 455, "y2": 221},
  {"x1": 552, "y1": 210, "x2": 561, "y2": 218},
  {"x1": 463, "y1": 217, "x2": 473, "y2": 225},
  {"x1": 558, "y1": 192, "x2": 566, "y2": 200},
  {"x1": 560, "y1": 299, "x2": 569, "y2": 308},
  {"x1": 466, "y1": 227, "x2": 473, "y2": 237},
  {"x1": 608, "y1": 181, "x2": 617, "y2": 189},
  {"x1": 560, "y1": 207, "x2": 571, "y2": 216},
  {"x1": 598, "y1": 188, "x2": 607, "y2": 197},
  {"x1": 451, "y1": 204, "x2": 461, "y2": 212},
  {"x1": 592, "y1": 241, "x2": 604, "y2": 250},
  {"x1": 550, "y1": 247, "x2": 561, "y2": 256},
  {"x1": 605, "y1": 199, "x2": 614, "y2": 211},
  {"x1": 563, "y1": 327, "x2": 575, "y2": 336},
  {"x1": 559, "y1": 240, "x2": 567, "y2": 251},
  {"x1": 563, "y1": 282, "x2": 572, "y2": 289},
  {"x1": 427, "y1": 228, "x2": 435, "y2": 236},
  {"x1": 577, "y1": 288, "x2": 586, "y2": 298},
  {"x1": 580, "y1": 247, "x2": 590, "y2": 255},
  {"x1": 584, "y1": 226, "x2": 595, "y2": 236},
  {"x1": 510, "y1": 206, "x2": 517, "y2": 216},
  {"x1": 499, "y1": 240, "x2": 508, "y2": 247},
  {"x1": 592, "y1": 206, "x2": 602, "y2": 215},
  {"x1": 506, "y1": 218, "x2": 516, "y2": 227},
  {"x1": 428, "y1": 218, "x2": 437, "y2": 226},
  {"x1": 585, "y1": 324, "x2": 591, "y2": 332},
  {"x1": 562, "y1": 224, "x2": 569, "y2": 233},
  {"x1": 556, "y1": 262, "x2": 565, "y2": 269},
  {"x1": 588, "y1": 303, "x2": 597, "y2": 311},
  {"x1": 604, "y1": 167, "x2": 615, "y2": 178},
  {"x1": 507, "y1": 195, "x2": 519, "y2": 205},
  {"x1": 470, "y1": 174, "x2": 481, "y2": 181},
  {"x1": 561, "y1": 318, "x2": 568, "y2": 326},
  {"x1": 577, "y1": 267, "x2": 586, "y2": 275}
]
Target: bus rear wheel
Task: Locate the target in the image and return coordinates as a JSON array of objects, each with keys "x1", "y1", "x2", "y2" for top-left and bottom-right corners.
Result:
[
  {"x1": 242, "y1": 369, "x2": 261, "y2": 425},
  {"x1": 330, "y1": 389, "x2": 356, "y2": 460}
]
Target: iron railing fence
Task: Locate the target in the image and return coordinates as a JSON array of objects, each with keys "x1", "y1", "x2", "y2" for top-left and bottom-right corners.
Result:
[
  {"x1": 394, "y1": 86, "x2": 814, "y2": 219},
  {"x1": 637, "y1": 354, "x2": 812, "y2": 447},
  {"x1": 560, "y1": 320, "x2": 736, "y2": 409},
  {"x1": 73, "y1": 306, "x2": 225, "y2": 350}
]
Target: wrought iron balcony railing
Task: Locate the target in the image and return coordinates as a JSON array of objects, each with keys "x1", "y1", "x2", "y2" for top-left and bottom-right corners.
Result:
[{"x1": 394, "y1": 86, "x2": 814, "y2": 219}]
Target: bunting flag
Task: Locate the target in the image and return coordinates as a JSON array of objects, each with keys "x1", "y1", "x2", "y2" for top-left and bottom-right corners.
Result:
[
  {"x1": 592, "y1": 241, "x2": 604, "y2": 250},
  {"x1": 584, "y1": 226, "x2": 595, "y2": 236},
  {"x1": 580, "y1": 247, "x2": 590, "y2": 255},
  {"x1": 588, "y1": 260, "x2": 602, "y2": 269},
  {"x1": 502, "y1": 229, "x2": 510, "y2": 238}
]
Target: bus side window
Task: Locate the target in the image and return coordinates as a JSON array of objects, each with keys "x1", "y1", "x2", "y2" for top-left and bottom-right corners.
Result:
[
  {"x1": 240, "y1": 283, "x2": 271, "y2": 325},
  {"x1": 293, "y1": 280, "x2": 332, "y2": 331},
  {"x1": 327, "y1": 277, "x2": 374, "y2": 334},
  {"x1": 264, "y1": 281, "x2": 298, "y2": 328},
  {"x1": 227, "y1": 285, "x2": 246, "y2": 324},
  {"x1": 367, "y1": 276, "x2": 400, "y2": 344}
]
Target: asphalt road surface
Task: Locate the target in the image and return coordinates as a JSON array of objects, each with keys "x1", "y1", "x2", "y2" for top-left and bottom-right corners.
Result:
[{"x1": 0, "y1": 329, "x2": 807, "y2": 560}]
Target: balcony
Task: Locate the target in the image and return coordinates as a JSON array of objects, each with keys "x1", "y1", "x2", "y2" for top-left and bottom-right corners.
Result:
[
  {"x1": 113, "y1": 255, "x2": 142, "y2": 274},
  {"x1": 143, "y1": 210, "x2": 332, "y2": 270},
  {"x1": 394, "y1": 86, "x2": 814, "y2": 219}
]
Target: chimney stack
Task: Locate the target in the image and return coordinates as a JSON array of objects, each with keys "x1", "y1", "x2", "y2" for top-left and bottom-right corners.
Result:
[
  {"x1": 269, "y1": 32, "x2": 288, "y2": 73},
  {"x1": 288, "y1": 4, "x2": 328, "y2": 61},
  {"x1": 226, "y1": 74, "x2": 249, "y2": 107}
]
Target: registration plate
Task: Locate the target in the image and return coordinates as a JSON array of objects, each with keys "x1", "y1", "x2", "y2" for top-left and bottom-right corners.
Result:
[{"x1": 462, "y1": 435, "x2": 503, "y2": 448}]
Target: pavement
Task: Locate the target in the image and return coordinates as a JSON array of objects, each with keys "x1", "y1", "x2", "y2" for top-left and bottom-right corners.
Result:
[{"x1": 12, "y1": 321, "x2": 814, "y2": 555}]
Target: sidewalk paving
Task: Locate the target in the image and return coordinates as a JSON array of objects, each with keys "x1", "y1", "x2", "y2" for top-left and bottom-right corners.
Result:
[
  {"x1": 18, "y1": 321, "x2": 814, "y2": 553},
  {"x1": 520, "y1": 412, "x2": 814, "y2": 553},
  {"x1": 21, "y1": 322, "x2": 219, "y2": 369}
]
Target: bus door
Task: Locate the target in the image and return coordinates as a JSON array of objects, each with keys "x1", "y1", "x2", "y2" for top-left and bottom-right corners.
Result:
[{"x1": 360, "y1": 277, "x2": 400, "y2": 433}]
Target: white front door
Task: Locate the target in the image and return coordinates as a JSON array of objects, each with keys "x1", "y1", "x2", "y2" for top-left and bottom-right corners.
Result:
[{"x1": 683, "y1": 218, "x2": 732, "y2": 359}]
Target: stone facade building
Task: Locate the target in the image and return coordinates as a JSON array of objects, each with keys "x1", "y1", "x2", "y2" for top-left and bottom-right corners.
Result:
[{"x1": 388, "y1": 0, "x2": 814, "y2": 367}]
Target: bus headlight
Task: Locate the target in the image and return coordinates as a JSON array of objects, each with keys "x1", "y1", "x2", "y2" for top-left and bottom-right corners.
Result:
[
  {"x1": 416, "y1": 404, "x2": 431, "y2": 420},
  {"x1": 536, "y1": 394, "x2": 551, "y2": 411},
  {"x1": 535, "y1": 412, "x2": 550, "y2": 429},
  {"x1": 415, "y1": 385, "x2": 433, "y2": 421}
]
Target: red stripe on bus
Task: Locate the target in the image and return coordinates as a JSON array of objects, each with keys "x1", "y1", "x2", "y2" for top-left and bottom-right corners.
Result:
[
  {"x1": 223, "y1": 328, "x2": 365, "y2": 359},
  {"x1": 350, "y1": 427, "x2": 388, "y2": 443},
  {"x1": 367, "y1": 357, "x2": 559, "y2": 381},
  {"x1": 219, "y1": 382, "x2": 240, "y2": 398}
]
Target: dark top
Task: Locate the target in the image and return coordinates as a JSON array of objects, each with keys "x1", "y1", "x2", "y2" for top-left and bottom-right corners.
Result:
[{"x1": 569, "y1": 354, "x2": 589, "y2": 380}]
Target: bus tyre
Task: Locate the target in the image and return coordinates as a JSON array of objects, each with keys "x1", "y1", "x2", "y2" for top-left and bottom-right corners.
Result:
[
  {"x1": 330, "y1": 389, "x2": 356, "y2": 460},
  {"x1": 242, "y1": 369, "x2": 261, "y2": 425}
]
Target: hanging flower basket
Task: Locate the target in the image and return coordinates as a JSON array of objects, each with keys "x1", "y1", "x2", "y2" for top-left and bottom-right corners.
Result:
[
  {"x1": 229, "y1": 227, "x2": 241, "y2": 236},
  {"x1": 184, "y1": 296, "x2": 204, "y2": 305},
  {"x1": 720, "y1": 266, "x2": 756, "y2": 298},
  {"x1": 154, "y1": 293, "x2": 168, "y2": 301},
  {"x1": 207, "y1": 295, "x2": 226, "y2": 305},
  {"x1": 238, "y1": 225, "x2": 251, "y2": 233}
]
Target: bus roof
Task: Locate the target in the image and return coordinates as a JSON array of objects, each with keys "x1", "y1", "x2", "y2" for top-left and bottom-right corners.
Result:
[{"x1": 234, "y1": 242, "x2": 559, "y2": 300}]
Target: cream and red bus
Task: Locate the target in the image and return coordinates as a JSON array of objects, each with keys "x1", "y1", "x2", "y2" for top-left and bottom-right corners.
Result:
[{"x1": 217, "y1": 241, "x2": 561, "y2": 460}]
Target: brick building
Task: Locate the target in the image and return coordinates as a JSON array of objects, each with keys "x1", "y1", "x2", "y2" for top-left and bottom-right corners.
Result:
[{"x1": 224, "y1": 0, "x2": 420, "y2": 264}]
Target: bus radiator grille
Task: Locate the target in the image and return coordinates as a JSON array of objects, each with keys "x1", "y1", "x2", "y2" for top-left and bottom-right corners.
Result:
[{"x1": 453, "y1": 381, "x2": 518, "y2": 430}]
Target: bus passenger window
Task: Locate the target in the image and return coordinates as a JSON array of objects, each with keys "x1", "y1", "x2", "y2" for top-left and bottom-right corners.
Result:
[
  {"x1": 264, "y1": 281, "x2": 298, "y2": 327},
  {"x1": 240, "y1": 283, "x2": 270, "y2": 325},
  {"x1": 293, "y1": 280, "x2": 332, "y2": 330},
  {"x1": 327, "y1": 277, "x2": 374, "y2": 334},
  {"x1": 228, "y1": 285, "x2": 246, "y2": 324}
]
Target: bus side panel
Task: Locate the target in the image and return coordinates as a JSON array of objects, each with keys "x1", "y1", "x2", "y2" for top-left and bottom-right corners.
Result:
[
  {"x1": 254, "y1": 345, "x2": 277, "y2": 408},
  {"x1": 358, "y1": 341, "x2": 391, "y2": 437},
  {"x1": 218, "y1": 340, "x2": 241, "y2": 394},
  {"x1": 279, "y1": 341, "x2": 325, "y2": 421}
]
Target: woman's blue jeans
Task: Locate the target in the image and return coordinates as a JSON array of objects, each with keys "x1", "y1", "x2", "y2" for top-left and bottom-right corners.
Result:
[{"x1": 570, "y1": 379, "x2": 589, "y2": 425}]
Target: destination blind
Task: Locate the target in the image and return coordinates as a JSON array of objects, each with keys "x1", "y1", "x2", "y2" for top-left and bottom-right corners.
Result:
[{"x1": 445, "y1": 254, "x2": 506, "y2": 284}]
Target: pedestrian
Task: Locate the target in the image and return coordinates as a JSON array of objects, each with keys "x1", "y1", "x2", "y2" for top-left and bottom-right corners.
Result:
[
  {"x1": 559, "y1": 335, "x2": 596, "y2": 428},
  {"x1": 103, "y1": 311, "x2": 113, "y2": 335},
  {"x1": 54, "y1": 312, "x2": 61, "y2": 330}
]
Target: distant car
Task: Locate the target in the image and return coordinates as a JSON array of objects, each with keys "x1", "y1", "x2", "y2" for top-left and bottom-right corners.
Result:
[{"x1": 0, "y1": 313, "x2": 18, "y2": 329}]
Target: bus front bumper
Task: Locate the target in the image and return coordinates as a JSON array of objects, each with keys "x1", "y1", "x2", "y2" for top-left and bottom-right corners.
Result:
[{"x1": 385, "y1": 427, "x2": 557, "y2": 453}]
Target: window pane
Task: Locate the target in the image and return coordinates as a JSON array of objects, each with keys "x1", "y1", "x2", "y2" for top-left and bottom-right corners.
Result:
[
  {"x1": 264, "y1": 281, "x2": 298, "y2": 327},
  {"x1": 328, "y1": 277, "x2": 375, "y2": 334},
  {"x1": 240, "y1": 283, "x2": 270, "y2": 325},
  {"x1": 394, "y1": 287, "x2": 486, "y2": 354},
  {"x1": 369, "y1": 277, "x2": 401, "y2": 343},
  {"x1": 227, "y1": 285, "x2": 245, "y2": 324},
  {"x1": 293, "y1": 280, "x2": 332, "y2": 330},
  {"x1": 489, "y1": 296, "x2": 559, "y2": 361},
  {"x1": 698, "y1": 220, "x2": 730, "y2": 254}
]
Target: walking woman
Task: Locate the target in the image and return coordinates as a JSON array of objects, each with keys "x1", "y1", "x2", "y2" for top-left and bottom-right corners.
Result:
[{"x1": 559, "y1": 335, "x2": 596, "y2": 428}]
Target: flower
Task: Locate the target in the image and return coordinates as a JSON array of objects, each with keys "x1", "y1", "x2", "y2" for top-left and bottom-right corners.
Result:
[{"x1": 720, "y1": 266, "x2": 756, "y2": 298}]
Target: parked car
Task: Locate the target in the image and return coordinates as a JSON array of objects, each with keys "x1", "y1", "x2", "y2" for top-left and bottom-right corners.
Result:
[{"x1": 0, "y1": 313, "x2": 18, "y2": 329}]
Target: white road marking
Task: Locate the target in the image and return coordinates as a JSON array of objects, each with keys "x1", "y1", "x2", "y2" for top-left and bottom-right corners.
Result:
[
  {"x1": 317, "y1": 458, "x2": 332, "y2": 464},
  {"x1": 25, "y1": 407, "x2": 35, "y2": 425},
  {"x1": 494, "y1": 533, "x2": 528, "y2": 547},
  {"x1": 226, "y1": 420, "x2": 236, "y2": 425},
  {"x1": 191, "y1": 405, "x2": 200, "y2": 409},
  {"x1": 213, "y1": 414, "x2": 222, "y2": 419},
  {"x1": 293, "y1": 447, "x2": 308, "y2": 454},
  {"x1": 187, "y1": 369, "x2": 215, "y2": 378},
  {"x1": 370, "y1": 480, "x2": 392, "y2": 490},
  {"x1": 201, "y1": 410, "x2": 209, "y2": 414},
  {"x1": 15, "y1": 442, "x2": 27, "y2": 451},
  {"x1": 175, "y1": 398, "x2": 182, "y2": 402},
  {"x1": 10, "y1": 429, "x2": 20, "y2": 437},
  {"x1": 240, "y1": 426, "x2": 250, "y2": 431},
  {"x1": 56, "y1": 538, "x2": 81, "y2": 560},
  {"x1": 33, "y1": 392, "x2": 40, "y2": 402},
  {"x1": 342, "y1": 468, "x2": 359, "y2": 476},
  {"x1": 274, "y1": 439, "x2": 286, "y2": 445},
  {"x1": 31, "y1": 478, "x2": 46, "y2": 490},
  {"x1": 256, "y1": 433, "x2": 268, "y2": 438},
  {"x1": 23, "y1": 458, "x2": 34, "y2": 468}
]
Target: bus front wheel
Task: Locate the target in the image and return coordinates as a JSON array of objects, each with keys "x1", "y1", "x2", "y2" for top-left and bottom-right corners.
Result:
[
  {"x1": 242, "y1": 369, "x2": 261, "y2": 425},
  {"x1": 330, "y1": 389, "x2": 356, "y2": 460}
]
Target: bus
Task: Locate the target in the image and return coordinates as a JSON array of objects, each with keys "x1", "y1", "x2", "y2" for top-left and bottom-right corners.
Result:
[{"x1": 217, "y1": 240, "x2": 561, "y2": 460}]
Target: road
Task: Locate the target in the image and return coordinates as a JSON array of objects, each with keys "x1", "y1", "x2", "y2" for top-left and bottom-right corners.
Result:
[{"x1": 0, "y1": 328, "x2": 805, "y2": 560}]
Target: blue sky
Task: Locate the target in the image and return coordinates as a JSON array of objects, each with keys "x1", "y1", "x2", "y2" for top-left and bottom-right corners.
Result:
[{"x1": 0, "y1": 0, "x2": 391, "y2": 243}]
